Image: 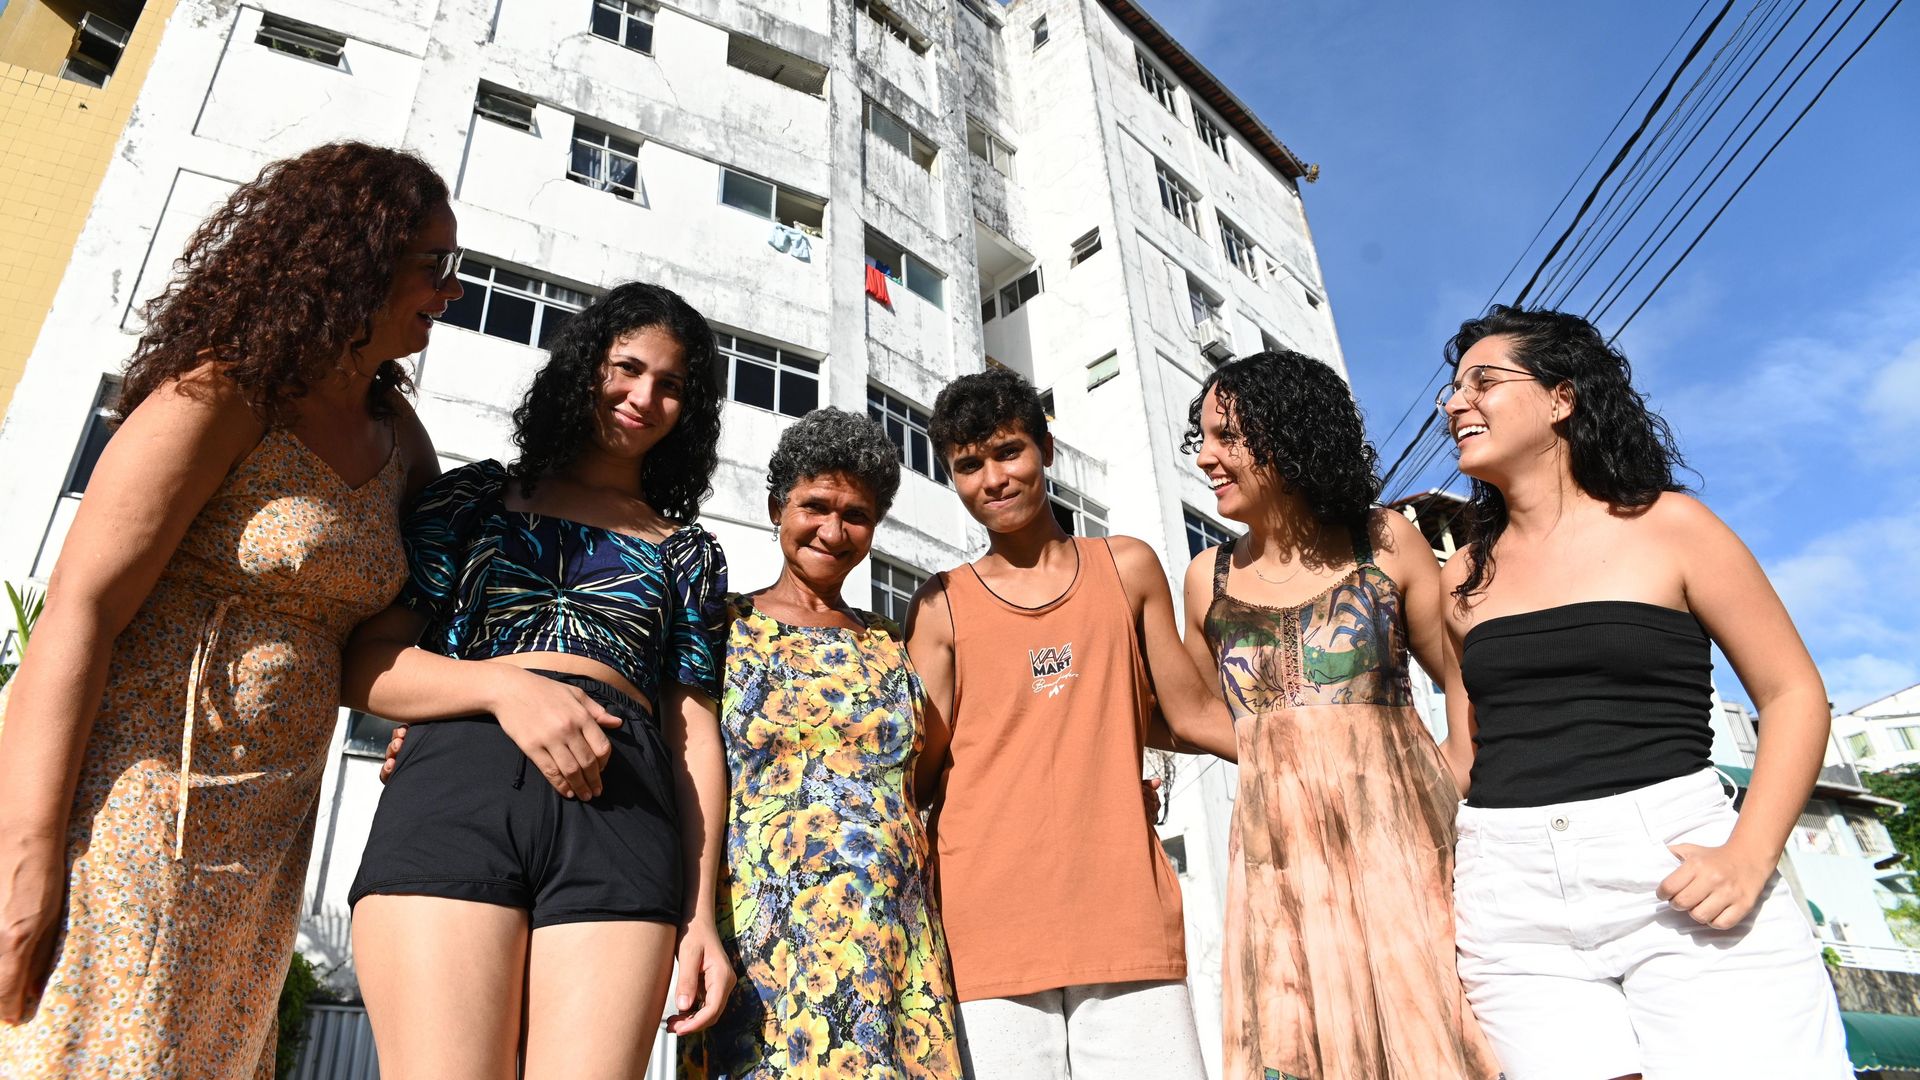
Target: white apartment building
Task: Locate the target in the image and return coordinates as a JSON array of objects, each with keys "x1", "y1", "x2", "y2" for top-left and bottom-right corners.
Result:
[
  {"x1": 1836, "y1": 683, "x2": 1920, "y2": 772},
  {"x1": 0, "y1": 0, "x2": 1343, "y2": 1073}
]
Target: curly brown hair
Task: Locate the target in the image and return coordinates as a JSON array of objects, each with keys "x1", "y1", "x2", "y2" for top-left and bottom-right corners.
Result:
[{"x1": 118, "y1": 142, "x2": 451, "y2": 426}]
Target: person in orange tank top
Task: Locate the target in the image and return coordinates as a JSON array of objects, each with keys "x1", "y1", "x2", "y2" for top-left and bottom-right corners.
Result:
[{"x1": 903, "y1": 367, "x2": 1237, "y2": 1080}]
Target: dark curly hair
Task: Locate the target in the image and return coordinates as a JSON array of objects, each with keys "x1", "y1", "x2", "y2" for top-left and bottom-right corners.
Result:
[
  {"x1": 507, "y1": 281, "x2": 722, "y2": 523},
  {"x1": 929, "y1": 365, "x2": 1050, "y2": 460},
  {"x1": 1445, "y1": 305, "x2": 1689, "y2": 603},
  {"x1": 1180, "y1": 349, "x2": 1381, "y2": 529},
  {"x1": 119, "y1": 142, "x2": 448, "y2": 425},
  {"x1": 766, "y1": 408, "x2": 902, "y2": 518}
]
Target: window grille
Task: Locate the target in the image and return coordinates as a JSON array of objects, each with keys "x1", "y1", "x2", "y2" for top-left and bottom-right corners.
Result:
[
  {"x1": 716, "y1": 332, "x2": 820, "y2": 417},
  {"x1": 867, "y1": 386, "x2": 947, "y2": 484},
  {"x1": 437, "y1": 256, "x2": 592, "y2": 350},
  {"x1": 568, "y1": 124, "x2": 642, "y2": 201},
  {"x1": 591, "y1": 0, "x2": 654, "y2": 53}
]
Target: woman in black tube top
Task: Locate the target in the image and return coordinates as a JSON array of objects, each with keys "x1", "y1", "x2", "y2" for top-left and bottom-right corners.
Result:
[{"x1": 1435, "y1": 306, "x2": 1849, "y2": 1080}]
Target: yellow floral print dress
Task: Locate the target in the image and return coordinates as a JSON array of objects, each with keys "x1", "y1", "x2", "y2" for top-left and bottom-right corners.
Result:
[
  {"x1": 678, "y1": 596, "x2": 962, "y2": 1080},
  {"x1": 0, "y1": 430, "x2": 407, "y2": 1079}
]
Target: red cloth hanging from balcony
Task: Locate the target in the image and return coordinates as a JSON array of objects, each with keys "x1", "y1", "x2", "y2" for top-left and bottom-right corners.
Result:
[{"x1": 865, "y1": 263, "x2": 893, "y2": 306}]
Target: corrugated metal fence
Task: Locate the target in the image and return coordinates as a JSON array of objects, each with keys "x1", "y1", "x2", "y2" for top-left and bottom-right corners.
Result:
[{"x1": 289, "y1": 1005, "x2": 676, "y2": 1080}]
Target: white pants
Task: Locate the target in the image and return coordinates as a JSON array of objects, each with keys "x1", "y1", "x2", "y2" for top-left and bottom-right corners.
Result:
[
  {"x1": 955, "y1": 979, "x2": 1207, "y2": 1079},
  {"x1": 1454, "y1": 769, "x2": 1850, "y2": 1079}
]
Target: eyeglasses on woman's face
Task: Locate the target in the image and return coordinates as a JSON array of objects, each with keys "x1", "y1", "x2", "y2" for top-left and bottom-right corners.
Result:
[
  {"x1": 1435, "y1": 363, "x2": 1538, "y2": 411},
  {"x1": 402, "y1": 247, "x2": 465, "y2": 291}
]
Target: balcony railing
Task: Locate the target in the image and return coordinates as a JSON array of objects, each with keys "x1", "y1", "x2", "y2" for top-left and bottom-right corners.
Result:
[{"x1": 1826, "y1": 940, "x2": 1920, "y2": 974}]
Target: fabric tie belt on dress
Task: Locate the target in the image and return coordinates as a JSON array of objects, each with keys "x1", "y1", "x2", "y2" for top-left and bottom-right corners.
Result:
[{"x1": 174, "y1": 595, "x2": 330, "y2": 860}]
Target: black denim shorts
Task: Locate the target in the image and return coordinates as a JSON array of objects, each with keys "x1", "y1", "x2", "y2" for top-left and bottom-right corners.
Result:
[{"x1": 348, "y1": 670, "x2": 682, "y2": 928}]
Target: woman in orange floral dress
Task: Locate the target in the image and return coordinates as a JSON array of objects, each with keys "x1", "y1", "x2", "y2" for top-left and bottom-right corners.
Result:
[{"x1": 0, "y1": 143, "x2": 460, "y2": 1078}]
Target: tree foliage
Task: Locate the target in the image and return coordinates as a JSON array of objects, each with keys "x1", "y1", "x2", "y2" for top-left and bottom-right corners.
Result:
[{"x1": 1863, "y1": 765, "x2": 1920, "y2": 873}]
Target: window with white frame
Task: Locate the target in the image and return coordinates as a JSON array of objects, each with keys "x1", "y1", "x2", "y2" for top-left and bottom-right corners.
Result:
[
  {"x1": 1898, "y1": 726, "x2": 1920, "y2": 751},
  {"x1": 716, "y1": 331, "x2": 819, "y2": 417},
  {"x1": 64, "y1": 377, "x2": 122, "y2": 497},
  {"x1": 1188, "y1": 275, "x2": 1221, "y2": 326},
  {"x1": 1194, "y1": 110, "x2": 1231, "y2": 162},
  {"x1": 1086, "y1": 351, "x2": 1119, "y2": 390},
  {"x1": 1136, "y1": 50, "x2": 1177, "y2": 114},
  {"x1": 1219, "y1": 218, "x2": 1260, "y2": 278},
  {"x1": 60, "y1": 11, "x2": 130, "y2": 87},
  {"x1": 1069, "y1": 228, "x2": 1102, "y2": 267},
  {"x1": 856, "y1": 0, "x2": 930, "y2": 54},
  {"x1": 438, "y1": 257, "x2": 592, "y2": 350},
  {"x1": 1047, "y1": 478, "x2": 1108, "y2": 537},
  {"x1": 344, "y1": 711, "x2": 399, "y2": 758},
  {"x1": 726, "y1": 33, "x2": 827, "y2": 95},
  {"x1": 966, "y1": 118, "x2": 1015, "y2": 177},
  {"x1": 568, "y1": 122, "x2": 641, "y2": 201},
  {"x1": 719, "y1": 167, "x2": 825, "y2": 231},
  {"x1": 475, "y1": 86, "x2": 536, "y2": 132},
  {"x1": 1847, "y1": 732, "x2": 1874, "y2": 759},
  {"x1": 870, "y1": 557, "x2": 925, "y2": 626},
  {"x1": 1184, "y1": 507, "x2": 1236, "y2": 558},
  {"x1": 997, "y1": 268, "x2": 1042, "y2": 316},
  {"x1": 1031, "y1": 16, "x2": 1049, "y2": 49},
  {"x1": 1156, "y1": 161, "x2": 1199, "y2": 232},
  {"x1": 865, "y1": 230, "x2": 944, "y2": 308},
  {"x1": 257, "y1": 13, "x2": 347, "y2": 68},
  {"x1": 866, "y1": 100, "x2": 938, "y2": 171},
  {"x1": 591, "y1": 0, "x2": 654, "y2": 53},
  {"x1": 867, "y1": 385, "x2": 947, "y2": 484}
]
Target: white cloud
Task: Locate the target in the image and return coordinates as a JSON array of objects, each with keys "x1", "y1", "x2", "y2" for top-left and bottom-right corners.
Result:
[{"x1": 1722, "y1": 510, "x2": 1920, "y2": 713}]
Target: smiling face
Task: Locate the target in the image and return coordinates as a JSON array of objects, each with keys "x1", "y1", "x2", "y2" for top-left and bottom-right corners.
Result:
[
  {"x1": 771, "y1": 471, "x2": 879, "y2": 597},
  {"x1": 945, "y1": 422, "x2": 1055, "y2": 535},
  {"x1": 1193, "y1": 385, "x2": 1285, "y2": 524},
  {"x1": 593, "y1": 325, "x2": 688, "y2": 461},
  {"x1": 1443, "y1": 334, "x2": 1572, "y2": 484},
  {"x1": 359, "y1": 201, "x2": 463, "y2": 370}
]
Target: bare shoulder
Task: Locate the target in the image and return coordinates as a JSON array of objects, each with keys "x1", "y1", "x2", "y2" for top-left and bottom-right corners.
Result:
[
  {"x1": 121, "y1": 364, "x2": 262, "y2": 455},
  {"x1": 1369, "y1": 507, "x2": 1429, "y2": 558},
  {"x1": 1638, "y1": 491, "x2": 1726, "y2": 534},
  {"x1": 1368, "y1": 507, "x2": 1440, "y2": 587},
  {"x1": 1183, "y1": 544, "x2": 1221, "y2": 589},
  {"x1": 1438, "y1": 541, "x2": 1476, "y2": 594},
  {"x1": 1105, "y1": 533, "x2": 1166, "y2": 579},
  {"x1": 904, "y1": 572, "x2": 953, "y2": 645}
]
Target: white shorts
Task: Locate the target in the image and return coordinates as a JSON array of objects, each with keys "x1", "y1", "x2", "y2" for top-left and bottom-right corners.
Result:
[
  {"x1": 1454, "y1": 768, "x2": 1850, "y2": 1080},
  {"x1": 955, "y1": 979, "x2": 1206, "y2": 1080}
]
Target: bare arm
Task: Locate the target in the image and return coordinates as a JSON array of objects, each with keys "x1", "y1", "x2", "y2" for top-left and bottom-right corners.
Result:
[
  {"x1": 1112, "y1": 537, "x2": 1236, "y2": 762},
  {"x1": 1179, "y1": 548, "x2": 1227, "y2": 707},
  {"x1": 1375, "y1": 511, "x2": 1472, "y2": 796},
  {"x1": 1659, "y1": 494, "x2": 1827, "y2": 929},
  {"x1": 0, "y1": 375, "x2": 261, "y2": 1020},
  {"x1": 903, "y1": 577, "x2": 956, "y2": 812},
  {"x1": 662, "y1": 684, "x2": 731, "y2": 1034},
  {"x1": 1436, "y1": 545, "x2": 1480, "y2": 797},
  {"x1": 343, "y1": 559, "x2": 624, "y2": 801}
]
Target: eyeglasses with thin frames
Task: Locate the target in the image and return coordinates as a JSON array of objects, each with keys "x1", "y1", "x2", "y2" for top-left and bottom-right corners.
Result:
[
  {"x1": 1435, "y1": 363, "x2": 1537, "y2": 411},
  {"x1": 403, "y1": 248, "x2": 465, "y2": 291}
]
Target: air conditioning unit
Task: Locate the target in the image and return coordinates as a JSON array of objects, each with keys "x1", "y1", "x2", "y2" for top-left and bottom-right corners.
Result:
[{"x1": 1195, "y1": 315, "x2": 1234, "y2": 363}]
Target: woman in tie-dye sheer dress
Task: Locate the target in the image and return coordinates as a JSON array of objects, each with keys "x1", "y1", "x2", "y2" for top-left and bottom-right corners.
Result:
[{"x1": 1178, "y1": 351, "x2": 1502, "y2": 1080}]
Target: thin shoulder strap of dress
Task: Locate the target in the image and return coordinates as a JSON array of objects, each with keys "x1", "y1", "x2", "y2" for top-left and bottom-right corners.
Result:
[{"x1": 1212, "y1": 542, "x2": 1232, "y2": 599}]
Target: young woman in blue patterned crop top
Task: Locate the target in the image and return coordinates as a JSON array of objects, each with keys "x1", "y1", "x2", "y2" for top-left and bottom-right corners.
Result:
[{"x1": 342, "y1": 283, "x2": 735, "y2": 1077}]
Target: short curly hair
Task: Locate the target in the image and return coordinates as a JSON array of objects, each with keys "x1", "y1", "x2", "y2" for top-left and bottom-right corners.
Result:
[
  {"x1": 119, "y1": 142, "x2": 449, "y2": 425},
  {"x1": 1444, "y1": 305, "x2": 1688, "y2": 602},
  {"x1": 766, "y1": 408, "x2": 902, "y2": 518},
  {"x1": 1181, "y1": 349, "x2": 1381, "y2": 528},
  {"x1": 929, "y1": 366, "x2": 1050, "y2": 460},
  {"x1": 508, "y1": 281, "x2": 722, "y2": 523}
]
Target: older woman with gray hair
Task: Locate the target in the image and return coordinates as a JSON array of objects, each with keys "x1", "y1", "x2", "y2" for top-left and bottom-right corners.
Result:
[{"x1": 679, "y1": 408, "x2": 963, "y2": 1079}]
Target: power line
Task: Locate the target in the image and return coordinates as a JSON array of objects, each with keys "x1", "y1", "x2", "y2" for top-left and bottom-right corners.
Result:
[
  {"x1": 1508, "y1": 0, "x2": 1740, "y2": 307},
  {"x1": 1588, "y1": 0, "x2": 1868, "y2": 324},
  {"x1": 1539, "y1": 0, "x2": 1795, "y2": 309},
  {"x1": 1608, "y1": 0, "x2": 1906, "y2": 338}
]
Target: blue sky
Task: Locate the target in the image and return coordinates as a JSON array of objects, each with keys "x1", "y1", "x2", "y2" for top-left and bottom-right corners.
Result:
[{"x1": 1138, "y1": 0, "x2": 1920, "y2": 712}]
